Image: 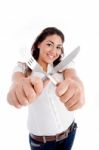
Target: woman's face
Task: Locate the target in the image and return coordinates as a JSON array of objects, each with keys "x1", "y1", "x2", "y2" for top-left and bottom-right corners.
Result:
[{"x1": 37, "y1": 34, "x2": 63, "y2": 68}]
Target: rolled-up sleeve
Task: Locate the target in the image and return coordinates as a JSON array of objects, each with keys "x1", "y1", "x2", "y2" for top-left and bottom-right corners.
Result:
[{"x1": 13, "y1": 62, "x2": 26, "y2": 73}]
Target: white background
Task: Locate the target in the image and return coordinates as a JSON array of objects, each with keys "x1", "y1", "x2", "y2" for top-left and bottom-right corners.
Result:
[{"x1": 0, "y1": 0, "x2": 99, "y2": 149}]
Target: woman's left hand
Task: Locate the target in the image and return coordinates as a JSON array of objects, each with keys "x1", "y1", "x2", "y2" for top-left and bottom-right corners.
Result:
[{"x1": 55, "y1": 69, "x2": 85, "y2": 111}]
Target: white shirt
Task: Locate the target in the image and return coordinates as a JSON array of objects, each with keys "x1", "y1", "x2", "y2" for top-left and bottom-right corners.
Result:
[{"x1": 14, "y1": 62, "x2": 74, "y2": 136}]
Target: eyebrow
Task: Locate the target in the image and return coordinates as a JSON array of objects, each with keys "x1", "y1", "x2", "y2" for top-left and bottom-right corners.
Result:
[{"x1": 46, "y1": 40, "x2": 63, "y2": 47}]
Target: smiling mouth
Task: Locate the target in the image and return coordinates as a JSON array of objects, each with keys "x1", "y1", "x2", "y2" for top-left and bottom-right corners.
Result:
[{"x1": 47, "y1": 53, "x2": 55, "y2": 60}]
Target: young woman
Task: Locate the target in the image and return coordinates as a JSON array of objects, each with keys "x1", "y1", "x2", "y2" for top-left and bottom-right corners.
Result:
[{"x1": 7, "y1": 27, "x2": 85, "y2": 150}]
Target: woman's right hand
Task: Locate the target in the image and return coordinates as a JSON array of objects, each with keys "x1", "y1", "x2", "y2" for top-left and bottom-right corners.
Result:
[{"x1": 7, "y1": 76, "x2": 43, "y2": 108}]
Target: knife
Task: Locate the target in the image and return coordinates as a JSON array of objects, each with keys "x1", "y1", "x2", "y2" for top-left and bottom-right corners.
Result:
[
  {"x1": 53, "y1": 46, "x2": 80, "y2": 73},
  {"x1": 42, "y1": 46, "x2": 80, "y2": 85}
]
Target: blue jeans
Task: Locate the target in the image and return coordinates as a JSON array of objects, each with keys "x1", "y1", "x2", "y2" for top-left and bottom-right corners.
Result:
[{"x1": 29, "y1": 123, "x2": 77, "y2": 150}]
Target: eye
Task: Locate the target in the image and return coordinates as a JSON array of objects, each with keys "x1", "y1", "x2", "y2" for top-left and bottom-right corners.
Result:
[
  {"x1": 47, "y1": 43, "x2": 53, "y2": 47},
  {"x1": 57, "y1": 46, "x2": 62, "y2": 50}
]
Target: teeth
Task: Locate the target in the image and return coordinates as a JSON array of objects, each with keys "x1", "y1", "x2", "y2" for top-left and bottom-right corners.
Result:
[
  {"x1": 47, "y1": 54, "x2": 54, "y2": 59},
  {"x1": 49, "y1": 56, "x2": 54, "y2": 59}
]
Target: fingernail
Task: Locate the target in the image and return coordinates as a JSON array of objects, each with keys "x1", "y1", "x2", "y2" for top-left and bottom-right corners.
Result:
[
  {"x1": 17, "y1": 105, "x2": 21, "y2": 108},
  {"x1": 24, "y1": 100, "x2": 29, "y2": 105},
  {"x1": 58, "y1": 88, "x2": 66, "y2": 96}
]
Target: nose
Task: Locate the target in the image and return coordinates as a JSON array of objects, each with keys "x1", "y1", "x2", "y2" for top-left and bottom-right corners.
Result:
[{"x1": 51, "y1": 46, "x2": 57, "y2": 52}]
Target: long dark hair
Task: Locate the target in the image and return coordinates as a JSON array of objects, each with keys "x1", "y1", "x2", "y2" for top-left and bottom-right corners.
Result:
[{"x1": 25, "y1": 27, "x2": 65, "y2": 76}]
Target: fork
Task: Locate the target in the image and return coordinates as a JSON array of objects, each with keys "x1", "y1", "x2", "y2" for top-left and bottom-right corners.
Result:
[{"x1": 20, "y1": 48, "x2": 58, "y2": 85}]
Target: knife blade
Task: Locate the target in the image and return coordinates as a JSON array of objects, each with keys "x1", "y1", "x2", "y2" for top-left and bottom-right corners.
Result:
[{"x1": 53, "y1": 46, "x2": 80, "y2": 73}]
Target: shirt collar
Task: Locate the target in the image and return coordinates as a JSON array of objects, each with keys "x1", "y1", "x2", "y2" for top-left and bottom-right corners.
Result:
[{"x1": 34, "y1": 64, "x2": 54, "y2": 74}]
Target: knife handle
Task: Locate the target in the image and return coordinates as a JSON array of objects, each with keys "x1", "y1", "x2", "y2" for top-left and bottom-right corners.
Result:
[{"x1": 42, "y1": 75, "x2": 58, "y2": 86}]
